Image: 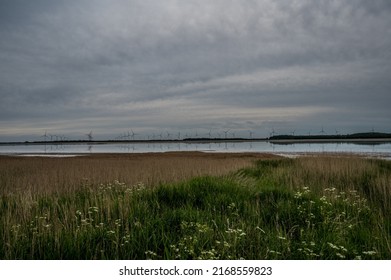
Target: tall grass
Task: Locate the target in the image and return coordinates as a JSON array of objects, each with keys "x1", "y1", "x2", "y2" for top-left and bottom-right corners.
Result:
[
  {"x1": 1, "y1": 155, "x2": 390, "y2": 259},
  {"x1": 239, "y1": 157, "x2": 391, "y2": 215},
  {"x1": 0, "y1": 153, "x2": 261, "y2": 194}
]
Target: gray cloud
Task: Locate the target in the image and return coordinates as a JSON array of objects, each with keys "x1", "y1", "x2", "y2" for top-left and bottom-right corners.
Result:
[{"x1": 0, "y1": 0, "x2": 390, "y2": 141}]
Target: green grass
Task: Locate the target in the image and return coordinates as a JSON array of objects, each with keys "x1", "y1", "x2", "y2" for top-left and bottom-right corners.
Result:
[{"x1": 1, "y1": 157, "x2": 391, "y2": 259}]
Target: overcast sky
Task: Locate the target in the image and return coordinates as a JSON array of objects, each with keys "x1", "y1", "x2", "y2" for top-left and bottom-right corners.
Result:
[{"x1": 1, "y1": 0, "x2": 390, "y2": 141}]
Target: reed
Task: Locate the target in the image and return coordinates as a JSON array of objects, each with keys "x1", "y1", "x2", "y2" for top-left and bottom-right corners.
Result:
[
  {"x1": 1, "y1": 154, "x2": 390, "y2": 259},
  {"x1": 0, "y1": 152, "x2": 264, "y2": 195},
  {"x1": 240, "y1": 156, "x2": 391, "y2": 214}
]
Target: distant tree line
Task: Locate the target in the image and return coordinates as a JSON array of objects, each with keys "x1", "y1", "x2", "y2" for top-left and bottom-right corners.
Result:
[{"x1": 269, "y1": 132, "x2": 391, "y2": 140}]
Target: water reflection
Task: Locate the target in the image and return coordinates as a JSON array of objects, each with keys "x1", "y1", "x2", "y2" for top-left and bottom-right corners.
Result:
[{"x1": 0, "y1": 141, "x2": 391, "y2": 159}]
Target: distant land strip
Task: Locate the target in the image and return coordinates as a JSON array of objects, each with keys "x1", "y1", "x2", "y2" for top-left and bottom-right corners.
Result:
[{"x1": 1, "y1": 132, "x2": 391, "y2": 145}]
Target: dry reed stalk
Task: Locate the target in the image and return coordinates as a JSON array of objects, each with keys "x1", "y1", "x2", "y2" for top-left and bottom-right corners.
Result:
[{"x1": 0, "y1": 152, "x2": 276, "y2": 195}]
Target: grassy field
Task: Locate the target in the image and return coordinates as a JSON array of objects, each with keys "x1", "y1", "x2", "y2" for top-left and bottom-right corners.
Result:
[
  {"x1": 0, "y1": 152, "x2": 268, "y2": 194},
  {"x1": 1, "y1": 153, "x2": 390, "y2": 259}
]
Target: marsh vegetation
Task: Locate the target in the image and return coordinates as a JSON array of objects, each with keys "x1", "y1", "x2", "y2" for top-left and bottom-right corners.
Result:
[{"x1": 1, "y1": 153, "x2": 390, "y2": 259}]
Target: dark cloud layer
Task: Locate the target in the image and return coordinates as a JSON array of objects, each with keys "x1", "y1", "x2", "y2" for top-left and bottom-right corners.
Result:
[{"x1": 1, "y1": 0, "x2": 390, "y2": 141}]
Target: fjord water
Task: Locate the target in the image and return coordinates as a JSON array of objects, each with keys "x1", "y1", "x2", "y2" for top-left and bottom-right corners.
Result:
[{"x1": 1, "y1": 141, "x2": 391, "y2": 159}]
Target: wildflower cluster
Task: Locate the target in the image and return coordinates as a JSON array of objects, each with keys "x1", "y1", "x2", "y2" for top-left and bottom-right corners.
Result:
[
  {"x1": 145, "y1": 250, "x2": 159, "y2": 260},
  {"x1": 98, "y1": 180, "x2": 146, "y2": 194},
  {"x1": 75, "y1": 207, "x2": 101, "y2": 228},
  {"x1": 29, "y1": 213, "x2": 52, "y2": 236},
  {"x1": 290, "y1": 186, "x2": 375, "y2": 259},
  {"x1": 167, "y1": 219, "x2": 248, "y2": 260},
  {"x1": 297, "y1": 241, "x2": 319, "y2": 258},
  {"x1": 323, "y1": 188, "x2": 370, "y2": 213},
  {"x1": 327, "y1": 242, "x2": 348, "y2": 259},
  {"x1": 169, "y1": 222, "x2": 215, "y2": 259}
]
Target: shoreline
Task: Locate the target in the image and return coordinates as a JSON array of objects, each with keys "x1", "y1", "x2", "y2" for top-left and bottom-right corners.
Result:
[
  {"x1": 1, "y1": 150, "x2": 390, "y2": 160},
  {"x1": 1, "y1": 138, "x2": 391, "y2": 146},
  {"x1": 0, "y1": 151, "x2": 280, "y2": 159}
]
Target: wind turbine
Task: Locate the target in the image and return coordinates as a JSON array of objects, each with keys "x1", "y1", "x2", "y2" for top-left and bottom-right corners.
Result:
[
  {"x1": 86, "y1": 131, "x2": 93, "y2": 141},
  {"x1": 291, "y1": 130, "x2": 296, "y2": 136},
  {"x1": 41, "y1": 131, "x2": 49, "y2": 142},
  {"x1": 119, "y1": 132, "x2": 126, "y2": 140},
  {"x1": 320, "y1": 126, "x2": 326, "y2": 135},
  {"x1": 248, "y1": 131, "x2": 253, "y2": 139},
  {"x1": 130, "y1": 129, "x2": 138, "y2": 140},
  {"x1": 269, "y1": 127, "x2": 276, "y2": 138},
  {"x1": 223, "y1": 129, "x2": 230, "y2": 139}
]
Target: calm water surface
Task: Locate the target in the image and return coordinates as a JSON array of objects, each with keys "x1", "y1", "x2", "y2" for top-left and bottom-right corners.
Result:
[{"x1": 1, "y1": 141, "x2": 391, "y2": 159}]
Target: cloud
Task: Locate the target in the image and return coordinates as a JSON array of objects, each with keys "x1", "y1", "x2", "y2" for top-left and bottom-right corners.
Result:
[{"x1": 0, "y1": 0, "x2": 390, "y2": 140}]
